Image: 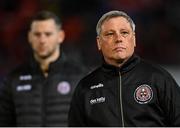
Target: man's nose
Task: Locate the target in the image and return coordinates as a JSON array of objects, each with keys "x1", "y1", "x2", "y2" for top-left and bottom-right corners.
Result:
[
  {"x1": 115, "y1": 33, "x2": 122, "y2": 43},
  {"x1": 39, "y1": 35, "x2": 46, "y2": 43}
]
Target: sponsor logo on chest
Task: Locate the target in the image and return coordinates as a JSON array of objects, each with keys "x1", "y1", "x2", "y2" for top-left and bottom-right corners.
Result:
[
  {"x1": 90, "y1": 97, "x2": 106, "y2": 105},
  {"x1": 90, "y1": 83, "x2": 104, "y2": 89},
  {"x1": 19, "y1": 75, "x2": 32, "y2": 81},
  {"x1": 89, "y1": 83, "x2": 105, "y2": 105},
  {"x1": 16, "y1": 84, "x2": 32, "y2": 91},
  {"x1": 17, "y1": 75, "x2": 32, "y2": 91}
]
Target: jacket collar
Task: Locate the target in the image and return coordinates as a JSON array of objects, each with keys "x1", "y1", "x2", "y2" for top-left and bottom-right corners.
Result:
[
  {"x1": 102, "y1": 54, "x2": 140, "y2": 75},
  {"x1": 29, "y1": 50, "x2": 67, "y2": 74}
]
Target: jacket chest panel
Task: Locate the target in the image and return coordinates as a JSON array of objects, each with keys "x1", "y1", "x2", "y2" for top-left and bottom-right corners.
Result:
[
  {"x1": 84, "y1": 80, "x2": 120, "y2": 126},
  {"x1": 13, "y1": 74, "x2": 74, "y2": 109},
  {"x1": 83, "y1": 76, "x2": 159, "y2": 126}
]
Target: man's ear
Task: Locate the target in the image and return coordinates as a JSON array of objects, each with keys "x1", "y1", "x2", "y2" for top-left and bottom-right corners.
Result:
[
  {"x1": 58, "y1": 30, "x2": 65, "y2": 44},
  {"x1": 97, "y1": 36, "x2": 101, "y2": 51},
  {"x1": 28, "y1": 31, "x2": 32, "y2": 45},
  {"x1": 133, "y1": 32, "x2": 136, "y2": 47}
]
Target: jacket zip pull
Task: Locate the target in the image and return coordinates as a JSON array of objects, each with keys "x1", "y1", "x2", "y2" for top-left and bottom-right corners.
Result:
[{"x1": 119, "y1": 71, "x2": 125, "y2": 127}]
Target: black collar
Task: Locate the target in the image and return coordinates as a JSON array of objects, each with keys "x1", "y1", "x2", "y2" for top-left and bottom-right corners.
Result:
[
  {"x1": 102, "y1": 54, "x2": 140, "y2": 75},
  {"x1": 29, "y1": 51, "x2": 67, "y2": 74}
]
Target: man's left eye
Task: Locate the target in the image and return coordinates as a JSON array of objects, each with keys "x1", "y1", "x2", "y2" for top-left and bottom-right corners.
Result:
[{"x1": 121, "y1": 31, "x2": 128, "y2": 34}]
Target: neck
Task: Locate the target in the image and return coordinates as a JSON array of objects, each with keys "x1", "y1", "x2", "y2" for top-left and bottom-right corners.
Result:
[
  {"x1": 35, "y1": 49, "x2": 60, "y2": 77},
  {"x1": 104, "y1": 57, "x2": 129, "y2": 68}
]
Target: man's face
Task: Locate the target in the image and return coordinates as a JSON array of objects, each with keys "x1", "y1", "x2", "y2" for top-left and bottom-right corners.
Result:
[
  {"x1": 28, "y1": 19, "x2": 64, "y2": 59},
  {"x1": 97, "y1": 17, "x2": 136, "y2": 65}
]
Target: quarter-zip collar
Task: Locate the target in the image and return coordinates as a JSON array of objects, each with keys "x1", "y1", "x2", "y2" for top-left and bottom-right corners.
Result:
[
  {"x1": 102, "y1": 54, "x2": 140, "y2": 75},
  {"x1": 29, "y1": 50, "x2": 67, "y2": 75}
]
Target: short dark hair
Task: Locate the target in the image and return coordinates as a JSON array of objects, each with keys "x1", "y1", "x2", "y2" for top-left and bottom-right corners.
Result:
[{"x1": 29, "y1": 11, "x2": 62, "y2": 30}]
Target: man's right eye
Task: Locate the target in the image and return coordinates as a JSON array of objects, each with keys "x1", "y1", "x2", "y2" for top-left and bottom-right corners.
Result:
[
  {"x1": 105, "y1": 33, "x2": 114, "y2": 36},
  {"x1": 34, "y1": 33, "x2": 41, "y2": 37}
]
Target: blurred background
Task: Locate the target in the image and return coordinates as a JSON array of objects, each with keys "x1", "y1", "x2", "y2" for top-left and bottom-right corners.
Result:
[{"x1": 0, "y1": 0, "x2": 180, "y2": 84}]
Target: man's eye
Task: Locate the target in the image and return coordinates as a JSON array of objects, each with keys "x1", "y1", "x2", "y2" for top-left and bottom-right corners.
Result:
[
  {"x1": 121, "y1": 31, "x2": 129, "y2": 37},
  {"x1": 45, "y1": 33, "x2": 52, "y2": 36},
  {"x1": 34, "y1": 33, "x2": 41, "y2": 37},
  {"x1": 121, "y1": 31, "x2": 128, "y2": 35},
  {"x1": 105, "y1": 33, "x2": 114, "y2": 36}
]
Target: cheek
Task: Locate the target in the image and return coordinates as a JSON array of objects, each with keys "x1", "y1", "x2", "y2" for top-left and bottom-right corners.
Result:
[
  {"x1": 48, "y1": 39, "x2": 60, "y2": 48},
  {"x1": 101, "y1": 44, "x2": 112, "y2": 55},
  {"x1": 32, "y1": 43, "x2": 39, "y2": 50},
  {"x1": 99, "y1": 39, "x2": 114, "y2": 54},
  {"x1": 30, "y1": 38, "x2": 38, "y2": 45},
  {"x1": 127, "y1": 38, "x2": 135, "y2": 49},
  {"x1": 51, "y1": 36, "x2": 60, "y2": 43}
]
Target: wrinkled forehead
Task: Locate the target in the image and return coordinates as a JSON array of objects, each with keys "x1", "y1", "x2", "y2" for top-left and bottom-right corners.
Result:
[
  {"x1": 102, "y1": 16, "x2": 129, "y2": 24},
  {"x1": 101, "y1": 17, "x2": 132, "y2": 31}
]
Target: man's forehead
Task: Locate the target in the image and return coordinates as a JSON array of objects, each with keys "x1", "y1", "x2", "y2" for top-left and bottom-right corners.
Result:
[
  {"x1": 30, "y1": 20, "x2": 59, "y2": 32},
  {"x1": 103, "y1": 16, "x2": 129, "y2": 25},
  {"x1": 101, "y1": 17, "x2": 131, "y2": 31}
]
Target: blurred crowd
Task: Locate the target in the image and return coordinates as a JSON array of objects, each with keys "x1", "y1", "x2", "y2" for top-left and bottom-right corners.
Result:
[{"x1": 0, "y1": 0, "x2": 180, "y2": 81}]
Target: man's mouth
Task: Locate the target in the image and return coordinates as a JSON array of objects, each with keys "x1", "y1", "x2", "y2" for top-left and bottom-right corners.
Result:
[{"x1": 113, "y1": 47, "x2": 126, "y2": 52}]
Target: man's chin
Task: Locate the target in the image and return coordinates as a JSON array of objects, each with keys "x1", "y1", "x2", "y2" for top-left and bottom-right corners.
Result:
[
  {"x1": 115, "y1": 55, "x2": 126, "y2": 60},
  {"x1": 114, "y1": 55, "x2": 128, "y2": 62},
  {"x1": 38, "y1": 53, "x2": 50, "y2": 59}
]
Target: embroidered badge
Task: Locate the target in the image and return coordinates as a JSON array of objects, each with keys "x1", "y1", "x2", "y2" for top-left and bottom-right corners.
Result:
[
  {"x1": 134, "y1": 84, "x2": 153, "y2": 104},
  {"x1": 57, "y1": 81, "x2": 71, "y2": 95}
]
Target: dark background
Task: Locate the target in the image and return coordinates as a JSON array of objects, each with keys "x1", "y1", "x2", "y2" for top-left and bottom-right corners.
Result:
[{"x1": 0, "y1": 0, "x2": 180, "y2": 83}]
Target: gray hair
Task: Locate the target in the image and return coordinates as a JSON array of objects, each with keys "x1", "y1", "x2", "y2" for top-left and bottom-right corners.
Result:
[{"x1": 96, "y1": 10, "x2": 135, "y2": 35}]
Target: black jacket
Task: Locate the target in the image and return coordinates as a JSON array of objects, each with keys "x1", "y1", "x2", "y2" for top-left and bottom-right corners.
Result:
[
  {"x1": 68, "y1": 55, "x2": 180, "y2": 127},
  {"x1": 0, "y1": 53, "x2": 86, "y2": 126}
]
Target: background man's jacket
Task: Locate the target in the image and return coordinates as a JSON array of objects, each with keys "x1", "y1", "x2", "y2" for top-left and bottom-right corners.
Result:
[{"x1": 0, "y1": 53, "x2": 86, "y2": 126}]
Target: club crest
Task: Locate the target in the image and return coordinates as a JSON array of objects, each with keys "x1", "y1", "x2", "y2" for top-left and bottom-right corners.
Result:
[
  {"x1": 57, "y1": 81, "x2": 71, "y2": 95},
  {"x1": 134, "y1": 84, "x2": 153, "y2": 104}
]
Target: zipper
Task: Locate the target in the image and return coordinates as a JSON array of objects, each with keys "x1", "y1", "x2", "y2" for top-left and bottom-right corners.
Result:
[{"x1": 119, "y1": 71, "x2": 125, "y2": 127}]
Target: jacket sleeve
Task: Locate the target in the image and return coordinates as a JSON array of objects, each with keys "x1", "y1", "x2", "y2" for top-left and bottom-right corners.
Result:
[
  {"x1": 68, "y1": 82, "x2": 86, "y2": 126},
  {"x1": 160, "y1": 73, "x2": 180, "y2": 126},
  {"x1": 0, "y1": 78, "x2": 16, "y2": 126}
]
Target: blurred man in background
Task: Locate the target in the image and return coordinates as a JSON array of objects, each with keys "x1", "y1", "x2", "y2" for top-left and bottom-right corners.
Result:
[
  {"x1": 68, "y1": 10, "x2": 180, "y2": 127},
  {"x1": 0, "y1": 11, "x2": 86, "y2": 126}
]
